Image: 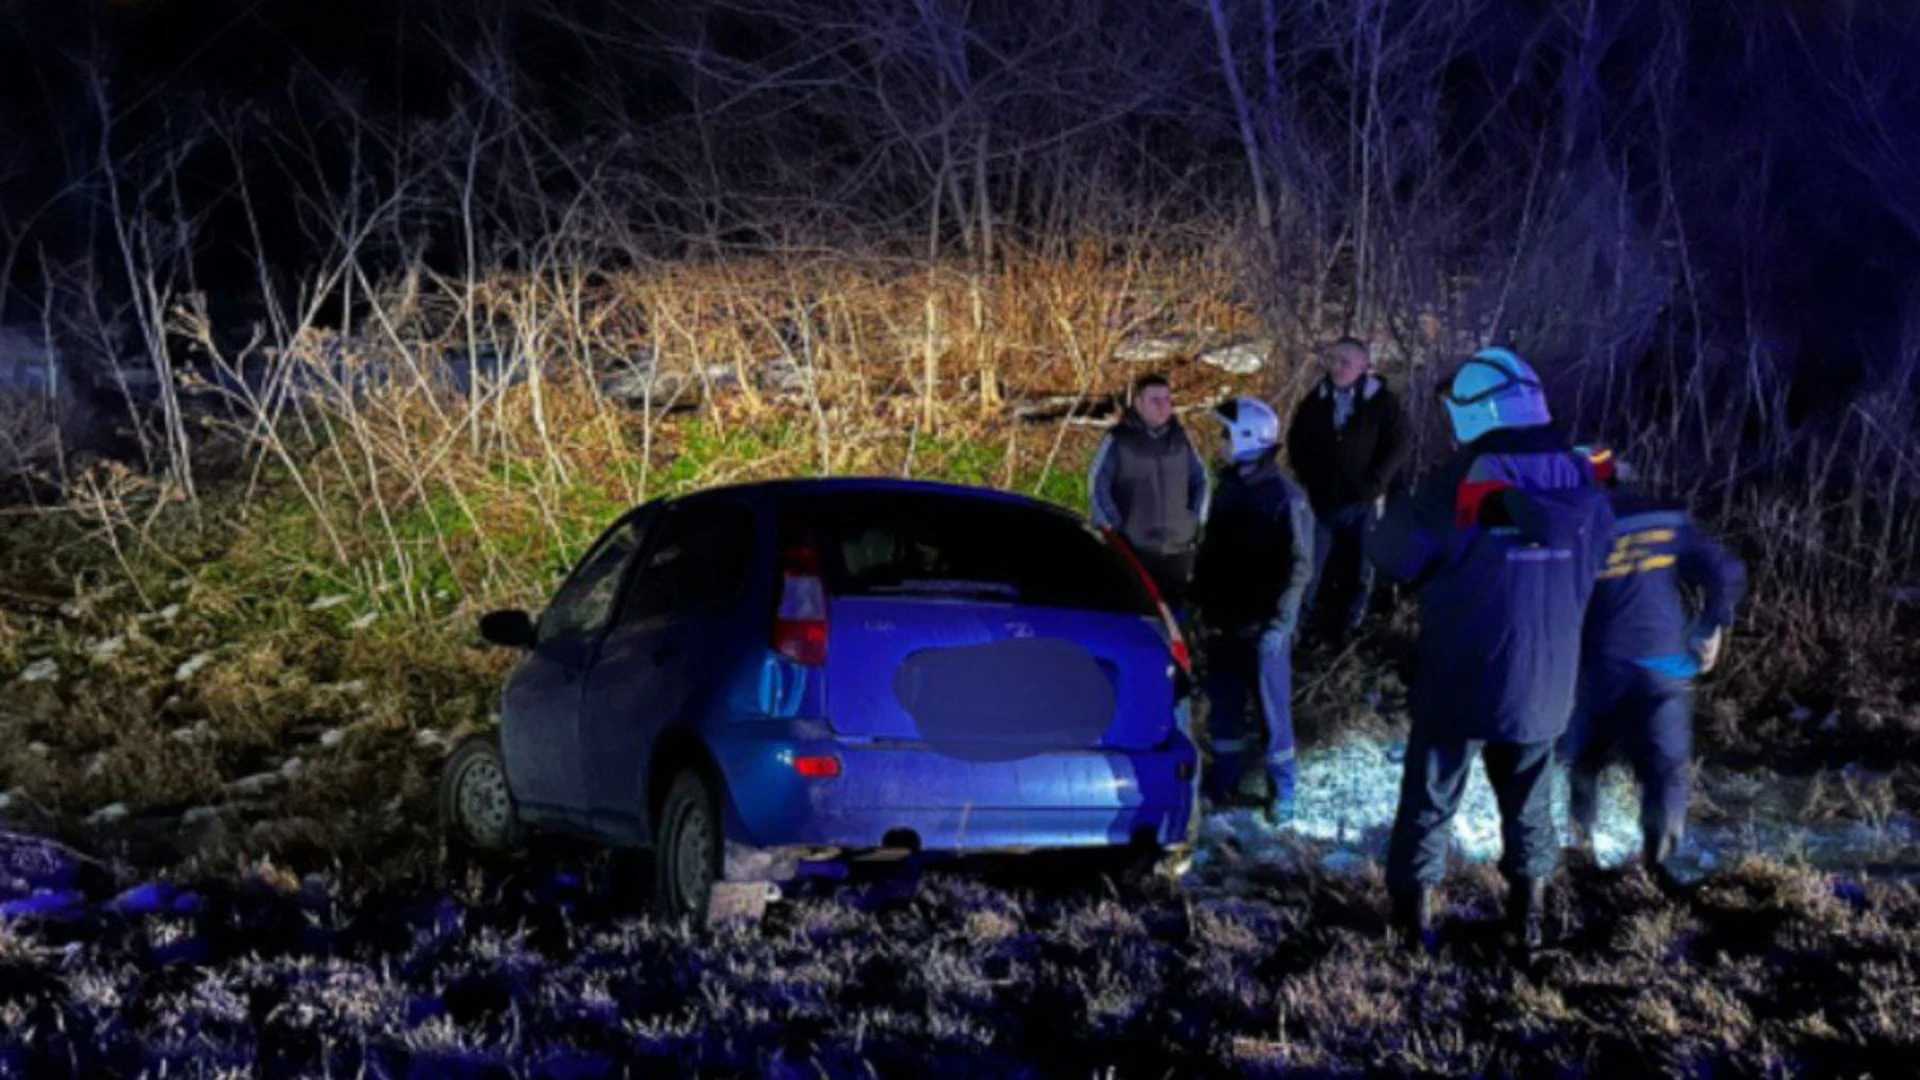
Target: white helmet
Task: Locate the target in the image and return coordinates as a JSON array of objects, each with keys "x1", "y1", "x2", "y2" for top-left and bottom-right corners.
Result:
[
  {"x1": 1440, "y1": 347, "x2": 1552, "y2": 445},
  {"x1": 1213, "y1": 397, "x2": 1281, "y2": 464}
]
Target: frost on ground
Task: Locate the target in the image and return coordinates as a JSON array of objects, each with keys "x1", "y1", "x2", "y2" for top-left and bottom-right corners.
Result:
[
  {"x1": 1199, "y1": 736, "x2": 1920, "y2": 887},
  {"x1": 0, "y1": 818, "x2": 1913, "y2": 1079},
  {"x1": 0, "y1": 658, "x2": 1912, "y2": 1078},
  {"x1": 0, "y1": 726, "x2": 1914, "y2": 1077}
]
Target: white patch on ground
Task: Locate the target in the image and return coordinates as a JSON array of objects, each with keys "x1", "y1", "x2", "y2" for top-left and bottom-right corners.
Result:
[
  {"x1": 1197, "y1": 341, "x2": 1269, "y2": 375},
  {"x1": 174, "y1": 653, "x2": 214, "y2": 682},
  {"x1": 1114, "y1": 337, "x2": 1187, "y2": 364},
  {"x1": 170, "y1": 722, "x2": 212, "y2": 744},
  {"x1": 415, "y1": 729, "x2": 446, "y2": 750},
  {"x1": 229, "y1": 773, "x2": 284, "y2": 796},
  {"x1": 18, "y1": 659, "x2": 58, "y2": 683},
  {"x1": 0, "y1": 791, "x2": 12, "y2": 812},
  {"x1": 85, "y1": 636, "x2": 126, "y2": 661},
  {"x1": 1272, "y1": 737, "x2": 1640, "y2": 866},
  {"x1": 308, "y1": 595, "x2": 352, "y2": 611},
  {"x1": 1198, "y1": 736, "x2": 1920, "y2": 883},
  {"x1": 320, "y1": 729, "x2": 347, "y2": 748},
  {"x1": 139, "y1": 604, "x2": 183, "y2": 625},
  {"x1": 1201, "y1": 737, "x2": 1642, "y2": 871},
  {"x1": 279, "y1": 758, "x2": 304, "y2": 778},
  {"x1": 182, "y1": 807, "x2": 220, "y2": 826},
  {"x1": 348, "y1": 611, "x2": 379, "y2": 631},
  {"x1": 85, "y1": 804, "x2": 129, "y2": 826},
  {"x1": 25, "y1": 742, "x2": 49, "y2": 758}
]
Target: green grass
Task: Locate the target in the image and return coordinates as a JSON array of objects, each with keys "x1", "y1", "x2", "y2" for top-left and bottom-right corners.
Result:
[{"x1": 0, "y1": 411, "x2": 1113, "y2": 854}]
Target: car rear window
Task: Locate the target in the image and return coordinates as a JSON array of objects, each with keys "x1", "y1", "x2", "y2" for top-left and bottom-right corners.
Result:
[{"x1": 785, "y1": 491, "x2": 1157, "y2": 616}]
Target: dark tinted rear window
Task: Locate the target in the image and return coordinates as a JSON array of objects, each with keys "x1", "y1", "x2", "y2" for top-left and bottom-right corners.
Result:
[
  {"x1": 620, "y1": 500, "x2": 757, "y2": 624},
  {"x1": 786, "y1": 491, "x2": 1156, "y2": 616}
]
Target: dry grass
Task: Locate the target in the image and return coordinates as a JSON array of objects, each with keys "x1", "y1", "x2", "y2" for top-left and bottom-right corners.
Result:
[
  {"x1": 0, "y1": 250, "x2": 1913, "y2": 1080},
  {"x1": 0, "y1": 245, "x2": 1332, "y2": 868}
]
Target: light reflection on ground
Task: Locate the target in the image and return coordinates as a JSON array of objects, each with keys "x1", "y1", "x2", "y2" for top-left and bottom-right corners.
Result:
[{"x1": 1198, "y1": 737, "x2": 1920, "y2": 883}]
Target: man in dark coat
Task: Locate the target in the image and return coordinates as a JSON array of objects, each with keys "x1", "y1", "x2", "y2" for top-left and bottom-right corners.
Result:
[
  {"x1": 1287, "y1": 336, "x2": 1409, "y2": 643},
  {"x1": 1563, "y1": 445, "x2": 1746, "y2": 889},
  {"x1": 1191, "y1": 397, "x2": 1314, "y2": 822},
  {"x1": 1366, "y1": 348, "x2": 1614, "y2": 951},
  {"x1": 1089, "y1": 373, "x2": 1211, "y2": 612}
]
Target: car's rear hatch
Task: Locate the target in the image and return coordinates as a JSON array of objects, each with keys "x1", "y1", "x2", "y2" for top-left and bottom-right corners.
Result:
[{"x1": 782, "y1": 489, "x2": 1176, "y2": 760}]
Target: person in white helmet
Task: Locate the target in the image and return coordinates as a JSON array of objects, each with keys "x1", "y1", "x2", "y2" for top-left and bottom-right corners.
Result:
[
  {"x1": 1189, "y1": 396, "x2": 1315, "y2": 823},
  {"x1": 1366, "y1": 347, "x2": 1614, "y2": 953}
]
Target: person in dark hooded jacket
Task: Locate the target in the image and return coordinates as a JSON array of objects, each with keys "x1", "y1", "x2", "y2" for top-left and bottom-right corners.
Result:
[
  {"x1": 1089, "y1": 373, "x2": 1211, "y2": 612},
  {"x1": 1563, "y1": 445, "x2": 1746, "y2": 889},
  {"x1": 1190, "y1": 397, "x2": 1314, "y2": 822},
  {"x1": 1287, "y1": 336, "x2": 1410, "y2": 642},
  {"x1": 1366, "y1": 348, "x2": 1614, "y2": 951}
]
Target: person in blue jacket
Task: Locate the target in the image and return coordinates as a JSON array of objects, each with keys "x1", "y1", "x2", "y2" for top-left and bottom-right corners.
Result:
[
  {"x1": 1366, "y1": 348, "x2": 1614, "y2": 950},
  {"x1": 1564, "y1": 445, "x2": 1746, "y2": 888},
  {"x1": 1190, "y1": 397, "x2": 1315, "y2": 823}
]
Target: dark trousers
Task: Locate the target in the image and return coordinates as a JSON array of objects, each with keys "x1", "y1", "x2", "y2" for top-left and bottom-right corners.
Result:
[
  {"x1": 1304, "y1": 503, "x2": 1377, "y2": 637},
  {"x1": 1199, "y1": 626, "x2": 1295, "y2": 808},
  {"x1": 1134, "y1": 547, "x2": 1196, "y2": 620},
  {"x1": 1386, "y1": 723, "x2": 1558, "y2": 893},
  {"x1": 1559, "y1": 667, "x2": 1692, "y2": 864}
]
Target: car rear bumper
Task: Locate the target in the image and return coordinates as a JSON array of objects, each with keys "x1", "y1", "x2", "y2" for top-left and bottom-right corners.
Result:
[{"x1": 711, "y1": 721, "x2": 1199, "y2": 856}]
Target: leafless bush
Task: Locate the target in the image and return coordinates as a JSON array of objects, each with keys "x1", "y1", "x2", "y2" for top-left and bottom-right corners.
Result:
[{"x1": 0, "y1": 0, "x2": 1910, "y2": 688}]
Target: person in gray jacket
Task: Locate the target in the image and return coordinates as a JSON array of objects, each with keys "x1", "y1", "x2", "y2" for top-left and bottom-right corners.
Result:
[{"x1": 1089, "y1": 373, "x2": 1211, "y2": 611}]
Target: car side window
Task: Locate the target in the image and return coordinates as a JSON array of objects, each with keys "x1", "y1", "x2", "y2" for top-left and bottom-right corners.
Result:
[
  {"x1": 539, "y1": 517, "x2": 646, "y2": 645},
  {"x1": 620, "y1": 501, "x2": 758, "y2": 626}
]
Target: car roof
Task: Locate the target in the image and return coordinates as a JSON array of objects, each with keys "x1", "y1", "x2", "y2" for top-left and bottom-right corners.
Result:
[{"x1": 662, "y1": 476, "x2": 1070, "y2": 516}]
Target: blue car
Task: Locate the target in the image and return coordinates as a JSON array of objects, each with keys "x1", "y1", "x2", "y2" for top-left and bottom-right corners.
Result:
[{"x1": 440, "y1": 478, "x2": 1200, "y2": 918}]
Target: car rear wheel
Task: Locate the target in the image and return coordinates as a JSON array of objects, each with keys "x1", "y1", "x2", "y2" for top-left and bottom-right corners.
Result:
[
  {"x1": 439, "y1": 731, "x2": 523, "y2": 855},
  {"x1": 654, "y1": 770, "x2": 722, "y2": 921}
]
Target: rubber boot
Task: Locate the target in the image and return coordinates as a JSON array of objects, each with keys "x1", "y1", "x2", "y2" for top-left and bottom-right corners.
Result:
[
  {"x1": 1261, "y1": 757, "x2": 1297, "y2": 827},
  {"x1": 1564, "y1": 817, "x2": 1598, "y2": 872},
  {"x1": 1391, "y1": 887, "x2": 1437, "y2": 953},
  {"x1": 1200, "y1": 752, "x2": 1240, "y2": 809},
  {"x1": 1644, "y1": 828, "x2": 1685, "y2": 899},
  {"x1": 1567, "y1": 766, "x2": 1601, "y2": 865},
  {"x1": 1506, "y1": 876, "x2": 1548, "y2": 953}
]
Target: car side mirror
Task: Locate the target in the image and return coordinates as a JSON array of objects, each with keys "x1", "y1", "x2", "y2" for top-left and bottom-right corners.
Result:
[{"x1": 479, "y1": 609, "x2": 538, "y2": 649}]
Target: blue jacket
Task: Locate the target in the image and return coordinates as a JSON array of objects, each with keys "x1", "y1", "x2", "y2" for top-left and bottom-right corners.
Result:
[
  {"x1": 1089, "y1": 410, "x2": 1211, "y2": 557},
  {"x1": 1585, "y1": 492, "x2": 1746, "y2": 680},
  {"x1": 1366, "y1": 426, "x2": 1615, "y2": 743},
  {"x1": 1191, "y1": 454, "x2": 1315, "y2": 635}
]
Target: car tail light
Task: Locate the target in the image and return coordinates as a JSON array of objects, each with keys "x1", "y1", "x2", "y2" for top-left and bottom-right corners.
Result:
[
  {"x1": 793, "y1": 755, "x2": 842, "y2": 780},
  {"x1": 773, "y1": 532, "x2": 829, "y2": 666},
  {"x1": 1102, "y1": 528, "x2": 1193, "y2": 676}
]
